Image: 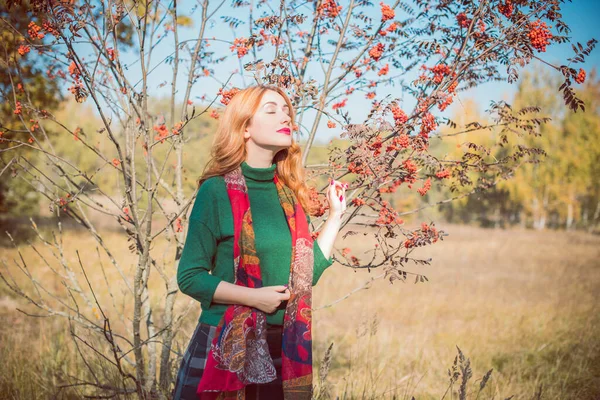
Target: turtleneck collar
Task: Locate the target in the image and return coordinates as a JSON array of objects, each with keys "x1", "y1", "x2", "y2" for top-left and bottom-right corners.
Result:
[{"x1": 241, "y1": 160, "x2": 277, "y2": 182}]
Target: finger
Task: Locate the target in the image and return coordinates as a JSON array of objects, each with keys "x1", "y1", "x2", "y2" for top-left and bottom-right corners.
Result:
[
  {"x1": 330, "y1": 180, "x2": 340, "y2": 199},
  {"x1": 330, "y1": 179, "x2": 340, "y2": 192}
]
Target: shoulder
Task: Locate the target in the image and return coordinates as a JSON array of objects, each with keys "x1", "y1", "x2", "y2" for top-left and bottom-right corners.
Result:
[
  {"x1": 197, "y1": 176, "x2": 226, "y2": 200},
  {"x1": 190, "y1": 176, "x2": 227, "y2": 221},
  {"x1": 199, "y1": 175, "x2": 224, "y2": 191}
]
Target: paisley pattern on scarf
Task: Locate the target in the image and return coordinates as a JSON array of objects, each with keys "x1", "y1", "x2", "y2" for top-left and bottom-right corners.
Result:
[{"x1": 197, "y1": 165, "x2": 314, "y2": 400}]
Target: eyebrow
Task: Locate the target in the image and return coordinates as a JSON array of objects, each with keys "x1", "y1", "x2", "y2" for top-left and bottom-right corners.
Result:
[{"x1": 263, "y1": 101, "x2": 290, "y2": 109}]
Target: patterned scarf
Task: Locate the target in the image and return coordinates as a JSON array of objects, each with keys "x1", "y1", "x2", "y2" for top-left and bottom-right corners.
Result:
[{"x1": 197, "y1": 165, "x2": 314, "y2": 400}]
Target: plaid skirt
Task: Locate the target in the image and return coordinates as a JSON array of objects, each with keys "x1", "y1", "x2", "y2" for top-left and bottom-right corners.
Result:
[{"x1": 172, "y1": 322, "x2": 284, "y2": 400}]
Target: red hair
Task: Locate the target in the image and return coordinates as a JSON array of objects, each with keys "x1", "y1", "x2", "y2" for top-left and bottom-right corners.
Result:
[{"x1": 197, "y1": 85, "x2": 317, "y2": 215}]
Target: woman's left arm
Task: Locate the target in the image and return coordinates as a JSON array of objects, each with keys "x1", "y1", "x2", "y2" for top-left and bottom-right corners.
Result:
[
  {"x1": 316, "y1": 212, "x2": 342, "y2": 259},
  {"x1": 315, "y1": 178, "x2": 347, "y2": 260}
]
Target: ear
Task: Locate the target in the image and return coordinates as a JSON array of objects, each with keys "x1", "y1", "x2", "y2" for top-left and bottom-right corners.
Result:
[{"x1": 243, "y1": 128, "x2": 251, "y2": 139}]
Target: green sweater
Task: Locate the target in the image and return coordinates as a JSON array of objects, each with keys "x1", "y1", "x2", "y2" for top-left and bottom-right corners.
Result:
[{"x1": 177, "y1": 160, "x2": 334, "y2": 326}]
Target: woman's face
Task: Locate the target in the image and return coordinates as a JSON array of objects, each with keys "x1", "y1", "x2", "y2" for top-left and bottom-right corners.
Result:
[{"x1": 244, "y1": 90, "x2": 292, "y2": 151}]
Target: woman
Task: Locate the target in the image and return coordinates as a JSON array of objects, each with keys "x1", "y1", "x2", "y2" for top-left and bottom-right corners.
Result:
[{"x1": 172, "y1": 84, "x2": 347, "y2": 399}]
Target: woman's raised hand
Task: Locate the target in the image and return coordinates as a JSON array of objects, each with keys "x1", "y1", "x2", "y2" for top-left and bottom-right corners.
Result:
[{"x1": 327, "y1": 178, "x2": 348, "y2": 218}]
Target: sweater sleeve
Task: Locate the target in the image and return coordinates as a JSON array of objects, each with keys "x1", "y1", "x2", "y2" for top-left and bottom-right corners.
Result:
[
  {"x1": 307, "y1": 213, "x2": 334, "y2": 286},
  {"x1": 177, "y1": 179, "x2": 223, "y2": 306}
]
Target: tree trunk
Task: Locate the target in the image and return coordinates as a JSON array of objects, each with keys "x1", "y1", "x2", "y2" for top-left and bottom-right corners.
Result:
[
  {"x1": 589, "y1": 200, "x2": 600, "y2": 233},
  {"x1": 566, "y1": 202, "x2": 574, "y2": 231}
]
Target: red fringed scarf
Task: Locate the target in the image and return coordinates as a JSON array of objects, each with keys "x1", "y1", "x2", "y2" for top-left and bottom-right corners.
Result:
[{"x1": 197, "y1": 165, "x2": 314, "y2": 400}]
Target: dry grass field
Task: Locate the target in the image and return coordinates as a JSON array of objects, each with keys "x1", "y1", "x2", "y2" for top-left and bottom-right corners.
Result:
[{"x1": 1, "y1": 222, "x2": 599, "y2": 399}]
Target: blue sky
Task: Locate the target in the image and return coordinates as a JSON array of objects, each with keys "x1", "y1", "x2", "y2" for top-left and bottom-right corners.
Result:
[{"x1": 109, "y1": 0, "x2": 599, "y2": 144}]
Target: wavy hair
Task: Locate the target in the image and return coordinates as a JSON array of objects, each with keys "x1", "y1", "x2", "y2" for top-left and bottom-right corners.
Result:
[{"x1": 197, "y1": 85, "x2": 317, "y2": 216}]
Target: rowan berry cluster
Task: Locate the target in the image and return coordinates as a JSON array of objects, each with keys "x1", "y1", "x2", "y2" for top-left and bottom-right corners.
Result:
[
  {"x1": 175, "y1": 217, "x2": 183, "y2": 233},
  {"x1": 71, "y1": 127, "x2": 81, "y2": 141},
  {"x1": 316, "y1": 0, "x2": 342, "y2": 19},
  {"x1": 172, "y1": 122, "x2": 183, "y2": 135},
  {"x1": 385, "y1": 134, "x2": 410, "y2": 153},
  {"x1": 351, "y1": 197, "x2": 366, "y2": 206},
  {"x1": 18, "y1": 45, "x2": 30, "y2": 55},
  {"x1": 399, "y1": 159, "x2": 419, "y2": 189},
  {"x1": 28, "y1": 21, "x2": 45, "y2": 39},
  {"x1": 258, "y1": 28, "x2": 283, "y2": 46},
  {"x1": 456, "y1": 13, "x2": 471, "y2": 28},
  {"x1": 404, "y1": 222, "x2": 440, "y2": 248},
  {"x1": 122, "y1": 207, "x2": 132, "y2": 222},
  {"x1": 435, "y1": 168, "x2": 450, "y2": 179},
  {"x1": 498, "y1": 0, "x2": 514, "y2": 18},
  {"x1": 107, "y1": 47, "x2": 116, "y2": 61},
  {"x1": 42, "y1": 21, "x2": 59, "y2": 36},
  {"x1": 29, "y1": 119, "x2": 39, "y2": 132},
  {"x1": 391, "y1": 106, "x2": 408, "y2": 126},
  {"x1": 308, "y1": 186, "x2": 327, "y2": 217},
  {"x1": 575, "y1": 68, "x2": 586, "y2": 84},
  {"x1": 68, "y1": 61, "x2": 81, "y2": 78},
  {"x1": 438, "y1": 94, "x2": 454, "y2": 111},
  {"x1": 378, "y1": 64, "x2": 389, "y2": 76},
  {"x1": 377, "y1": 200, "x2": 403, "y2": 225},
  {"x1": 417, "y1": 177, "x2": 431, "y2": 196},
  {"x1": 403, "y1": 158, "x2": 417, "y2": 175},
  {"x1": 230, "y1": 37, "x2": 251, "y2": 58},
  {"x1": 66, "y1": 60, "x2": 88, "y2": 102},
  {"x1": 57, "y1": 193, "x2": 73, "y2": 212},
  {"x1": 380, "y1": 2, "x2": 395, "y2": 22},
  {"x1": 528, "y1": 20, "x2": 552, "y2": 52},
  {"x1": 332, "y1": 98, "x2": 348, "y2": 110},
  {"x1": 379, "y1": 22, "x2": 398, "y2": 36},
  {"x1": 429, "y1": 64, "x2": 452, "y2": 84},
  {"x1": 419, "y1": 112, "x2": 437, "y2": 138},
  {"x1": 368, "y1": 134, "x2": 383, "y2": 157},
  {"x1": 153, "y1": 124, "x2": 169, "y2": 143},
  {"x1": 218, "y1": 87, "x2": 240, "y2": 105},
  {"x1": 347, "y1": 160, "x2": 372, "y2": 176},
  {"x1": 369, "y1": 43, "x2": 385, "y2": 61}
]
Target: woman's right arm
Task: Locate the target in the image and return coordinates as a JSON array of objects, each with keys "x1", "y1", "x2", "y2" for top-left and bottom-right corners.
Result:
[
  {"x1": 177, "y1": 179, "x2": 289, "y2": 313},
  {"x1": 177, "y1": 219, "x2": 290, "y2": 312}
]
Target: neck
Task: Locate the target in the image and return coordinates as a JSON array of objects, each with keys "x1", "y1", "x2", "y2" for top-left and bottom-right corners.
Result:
[
  {"x1": 241, "y1": 160, "x2": 277, "y2": 181},
  {"x1": 244, "y1": 141, "x2": 279, "y2": 168},
  {"x1": 244, "y1": 159, "x2": 273, "y2": 168}
]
